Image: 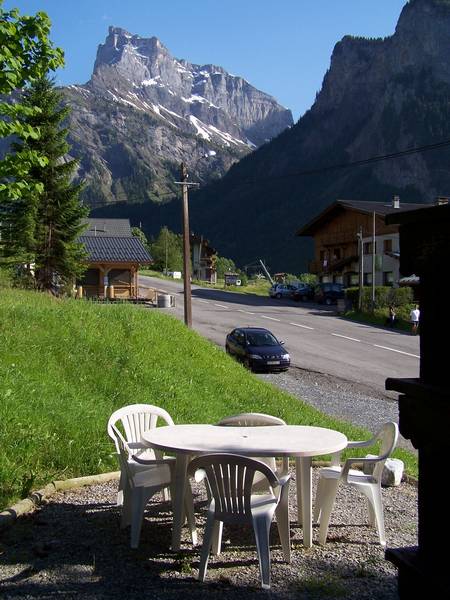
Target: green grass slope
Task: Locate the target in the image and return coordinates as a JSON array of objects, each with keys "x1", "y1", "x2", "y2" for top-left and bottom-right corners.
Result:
[{"x1": 0, "y1": 289, "x2": 416, "y2": 509}]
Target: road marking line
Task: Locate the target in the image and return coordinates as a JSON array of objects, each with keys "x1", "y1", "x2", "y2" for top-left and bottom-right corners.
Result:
[
  {"x1": 238, "y1": 309, "x2": 255, "y2": 315},
  {"x1": 373, "y1": 344, "x2": 420, "y2": 358},
  {"x1": 261, "y1": 315, "x2": 280, "y2": 322},
  {"x1": 214, "y1": 303, "x2": 229, "y2": 309},
  {"x1": 197, "y1": 299, "x2": 209, "y2": 303},
  {"x1": 331, "y1": 333, "x2": 361, "y2": 342},
  {"x1": 290, "y1": 322, "x2": 314, "y2": 330}
]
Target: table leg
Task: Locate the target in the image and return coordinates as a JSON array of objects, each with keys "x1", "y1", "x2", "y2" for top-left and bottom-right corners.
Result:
[
  {"x1": 297, "y1": 456, "x2": 312, "y2": 548},
  {"x1": 295, "y1": 458, "x2": 303, "y2": 526},
  {"x1": 171, "y1": 453, "x2": 189, "y2": 552}
]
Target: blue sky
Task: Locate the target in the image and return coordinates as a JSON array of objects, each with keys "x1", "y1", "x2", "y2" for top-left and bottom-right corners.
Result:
[{"x1": 5, "y1": 0, "x2": 407, "y2": 120}]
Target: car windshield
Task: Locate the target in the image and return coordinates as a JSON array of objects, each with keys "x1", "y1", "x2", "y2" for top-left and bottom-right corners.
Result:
[{"x1": 246, "y1": 331, "x2": 279, "y2": 346}]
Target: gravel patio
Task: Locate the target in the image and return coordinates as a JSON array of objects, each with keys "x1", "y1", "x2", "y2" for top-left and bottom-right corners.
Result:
[{"x1": 0, "y1": 468, "x2": 417, "y2": 599}]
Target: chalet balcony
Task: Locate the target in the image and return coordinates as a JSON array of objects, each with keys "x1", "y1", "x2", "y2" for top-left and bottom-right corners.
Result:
[
  {"x1": 309, "y1": 259, "x2": 322, "y2": 274},
  {"x1": 309, "y1": 255, "x2": 358, "y2": 274},
  {"x1": 321, "y1": 232, "x2": 360, "y2": 246}
]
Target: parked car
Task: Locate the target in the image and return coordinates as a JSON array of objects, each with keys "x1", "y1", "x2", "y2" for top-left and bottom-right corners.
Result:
[
  {"x1": 314, "y1": 282, "x2": 345, "y2": 305},
  {"x1": 292, "y1": 283, "x2": 315, "y2": 302},
  {"x1": 269, "y1": 283, "x2": 298, "y2": 299},
  {"x1": 225, "y1": 327, "x2": 290, "y2": 372}
]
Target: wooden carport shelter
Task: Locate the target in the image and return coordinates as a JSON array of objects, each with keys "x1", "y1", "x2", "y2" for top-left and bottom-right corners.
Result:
[{"x1": 77, "y1": 219, "x2": 152, "y2": 299}]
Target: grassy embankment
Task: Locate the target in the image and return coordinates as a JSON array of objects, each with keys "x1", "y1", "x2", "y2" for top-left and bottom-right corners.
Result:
[{"x1": 0, "y1": 287, "x2": 417, "y2": 510}]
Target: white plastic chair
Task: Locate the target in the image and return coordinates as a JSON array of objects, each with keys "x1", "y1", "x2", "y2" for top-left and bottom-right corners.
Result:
[
  {"x1": 111, "y1": 423, "x2": 196, "y2": 549},
  {"x1": 216, "y1": 413, "x2": 290, "y2": 484},
  {"x1": 107, "y1": 404, "x2": 174, "y2": 505},
  {"x1": 189, "y1": 453, "x2": 291, "y2": 590},
  {"x1": 314, "y1": 421, "x2": 399, "y2": 546}
]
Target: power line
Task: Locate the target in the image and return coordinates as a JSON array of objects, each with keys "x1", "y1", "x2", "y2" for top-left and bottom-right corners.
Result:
[
  {"x1": 88, "y1": 136, "x2": 450, "y2": 210},
  {"x1": 240, "y1": 137, "x2": 450, "y2": 186}
]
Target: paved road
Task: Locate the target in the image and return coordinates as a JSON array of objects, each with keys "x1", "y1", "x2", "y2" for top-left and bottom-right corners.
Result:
[{"x1": 141, "y1": 276, "x2": 420, "y2": 400}]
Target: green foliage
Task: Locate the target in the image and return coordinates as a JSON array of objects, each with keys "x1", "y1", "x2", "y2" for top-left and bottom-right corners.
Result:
[
  {"x1": 131, "y1": 226, "x2": 150, "y2": 250},
  {"x1": 0, "y1": 266, "x2": 12, "y2": 287},
  {"x1": 236, "y1": 269, "x2": 248, "y2": 286},
  {"x1": 2, "y1": 77, "x2": 88, "y2": 291},
  {"x1": 150, "y1": 226, "x2": 183, "y2": 272},
  {"x1": 216, "y1": 255, "x2": 236, "y2": 278},
  {"x1": 345, "y1": 286, "x2": 414, "y2": 311},
  {"x1": 0, "y1": 288, "x2": 417, "y2": 508},
  {"x1": 297, "y1": 273, "x2": 318, "y2": 286},
  {"x1": 0, "y1": 3, "x2": 64, "y2": 201}
]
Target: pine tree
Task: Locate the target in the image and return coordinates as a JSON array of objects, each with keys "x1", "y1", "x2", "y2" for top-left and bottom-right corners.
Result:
[{"x1": 13, "y1": 76, "x2": 88, "y2": 292}]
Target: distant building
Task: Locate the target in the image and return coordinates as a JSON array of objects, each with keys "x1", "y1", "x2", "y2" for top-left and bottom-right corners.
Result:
[
  {"x1": 296, "y1": 197, "x2": 435, "y2": 287},
  {"x1": 77, "y1": 218, "x2": 152, "y2": 298},
  {"x1": 191, "y1": 233, "x2": 217, "y2": 284}
]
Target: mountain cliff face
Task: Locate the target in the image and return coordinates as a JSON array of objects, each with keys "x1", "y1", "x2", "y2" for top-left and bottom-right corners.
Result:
[
  {"x1": 93, "y1": 0, "x2": 450, "y2": 272},
  {"x1": 63, "y1": 27, "x2": 293, "y2": 207}
]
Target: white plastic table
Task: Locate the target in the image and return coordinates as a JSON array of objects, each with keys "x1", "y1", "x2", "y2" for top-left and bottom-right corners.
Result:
[{"x1": 141, "y1": 424, "x2": 347, "y2": 551}]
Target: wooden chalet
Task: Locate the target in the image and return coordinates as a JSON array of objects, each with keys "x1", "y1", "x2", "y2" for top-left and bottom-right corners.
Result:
[
  {"x1": 191, "y1": 233, "x2": 217, "y2": 284},
  {"x1": 296, "y1": 198, "x2": 428, "y2": 287},
  {"x1": 77, "y1": 219, "x2": 152, "y2": 299}
]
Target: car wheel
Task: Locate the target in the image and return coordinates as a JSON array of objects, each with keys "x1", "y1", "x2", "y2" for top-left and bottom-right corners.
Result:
[
  {"x1": 302, "y1": 294, "x2": 309, "y2": 302},
  {"x1": 275, "y1": 293, "x2": 282, "y2": 299},
  {"x1": 325, "y1": 297, "x2": 333, "y2": 306},
  {"x1": 225, "y1": 345, "x2": 230, "y2": 354},
  {"x1": 244, "y1": 358, "x2": 252, "y2": 371}
]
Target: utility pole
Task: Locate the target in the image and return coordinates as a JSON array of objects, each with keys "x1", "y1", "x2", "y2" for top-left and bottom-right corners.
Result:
[
  {"x1": 259, "y1": 259, "x2": 274, "y2": 285},
  {"x1": 175, "y1": 163, "x2": 199, "y2": 328},
  {"x1": 164, "y1": 226, "x2": 168, "y2": 275},
  {"x1": 372, "y1": 211, "x2": 376, "y2": 312},
  {"x1": 357, "y1": 226, "x2": 363, "y2": 311}
]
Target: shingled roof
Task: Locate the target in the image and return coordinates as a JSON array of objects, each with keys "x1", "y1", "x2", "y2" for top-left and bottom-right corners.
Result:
[
  {"x1": 297, "y1": 199, "x2": 428, "y2": 237},
  {"x1": 79, "y1": 236, "x2": 152, "y2": 264},
  {"x1": 81, "y1": 218, "x2": 132, "y2": 237}
]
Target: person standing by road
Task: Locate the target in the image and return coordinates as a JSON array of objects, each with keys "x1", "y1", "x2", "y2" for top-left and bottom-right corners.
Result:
[
  {"x1": 388, "y1": 304, "x2": 396, "y2": 328},
  {"x1": 410, "y1": 305, "x2": 420, "y2": 335}
]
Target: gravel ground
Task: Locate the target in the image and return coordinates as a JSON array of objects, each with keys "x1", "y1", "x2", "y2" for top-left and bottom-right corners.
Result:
[
  {"x1": 0, "y1": 355, "x2": 417, "y2": 598},
  {"x1": 0, "y1": 468, "x2": 417, "y2": 600},
  {"x1": 257, "y1": 367, "x2": 414, "y2": 453}
]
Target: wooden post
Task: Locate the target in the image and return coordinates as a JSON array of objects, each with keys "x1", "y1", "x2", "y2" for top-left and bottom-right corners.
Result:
[{"x1": 372, "y1": 211, "x2": 376, "y2": 311}]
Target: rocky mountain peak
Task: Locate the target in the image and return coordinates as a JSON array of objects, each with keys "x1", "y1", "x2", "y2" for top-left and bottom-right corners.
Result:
[
  {"x1": 61, "y1": 26, "x2": 293, "y2": 208},
  {"x1": 88, "y1": 27, "x2": 293, "y2": 148}
]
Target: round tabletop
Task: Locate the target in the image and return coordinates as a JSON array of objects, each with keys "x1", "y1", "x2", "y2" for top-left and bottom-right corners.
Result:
[{"x1": 141, "y1": 424, "x2": 347, "y2": 457}]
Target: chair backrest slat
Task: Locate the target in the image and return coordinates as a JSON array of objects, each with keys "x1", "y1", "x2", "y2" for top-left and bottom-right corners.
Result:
[
  {"x1": 189, "y1": 454, "x2": 279, "y2": 520},
  {"x1": 111, "y1": 424, "x2": 135, "y2": 487},
  {"x1": 373, "y1": 422, "x2": 399, "y2": 482},
  {"x1": 217, "y1": 413, "x2": 286, "y2": 427},
  {"x1": 107, "y1": 403, "x2": 174, "y2": 457}
]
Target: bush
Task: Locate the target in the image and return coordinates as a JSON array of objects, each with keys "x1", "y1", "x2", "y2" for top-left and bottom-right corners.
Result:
[
  {"x1": 345, "y1": 286, "x2": 414, "y2": 311},
  {"x1": 237, "y1": 270, "x2": 248, "y2": 286},
  {"x1": 297, "y1": 273, "x2": 318, "y2": 286}
]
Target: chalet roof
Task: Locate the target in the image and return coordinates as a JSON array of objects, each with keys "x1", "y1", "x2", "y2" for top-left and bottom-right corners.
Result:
[
  {"x1": 385, "y1": 201, "x2": 450, "y2": 226},
  {"x1": 79, "y1": 236, "x2": 152, "y2": 264},
  {"x1": 296, "y1": 199, "x2": 427, "y2": 237},
  {"x1": 81, "y1": 218, "x2": 132, "y2": 237},
  {"x1": 190, "y1": 232, "x2": 216, "y2": 254}
]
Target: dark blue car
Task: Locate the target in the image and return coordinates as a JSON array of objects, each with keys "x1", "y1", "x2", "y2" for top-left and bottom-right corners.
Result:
[
  {"x1": 225, "y1": 327, "x2": 290, "y2": 372},
  {"x1": 314, "y1": 282, "x2": 345, "y2": 305}
]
